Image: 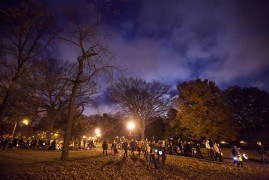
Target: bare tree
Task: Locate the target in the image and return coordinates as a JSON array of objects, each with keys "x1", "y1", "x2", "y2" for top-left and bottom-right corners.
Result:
[
  {"x1": 27, "y1": 58, "x2": 73, "y2": 140},
  {"x1": 0, "y1": 0, "x2": 55, "y2": 121},
  {"x1": 59, "y1": 10, "x2": 114, "y2": 160},
  {"x1": 109, "y1": 77, "x2": 170, "y2": 140}
]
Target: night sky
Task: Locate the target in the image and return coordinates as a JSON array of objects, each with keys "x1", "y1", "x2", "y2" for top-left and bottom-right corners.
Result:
[
  {"x1": 51, "y1": 0, "x2": 269, "y2": 114},
  {"x1": 3, "y1": 0, "x2": 269, "y2": 114},
  {"x1": 98, "y1": 0, "x2": 269, "y2": 88},
  {"x1": 91, "y1": 0, "x2": 269, "y2": 114}
]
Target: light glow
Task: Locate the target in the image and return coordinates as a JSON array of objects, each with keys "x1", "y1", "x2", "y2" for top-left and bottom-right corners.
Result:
[
  {"x1": 95, "y1": 128, "x2": 101, "y2": 135},
  {"x1": 127, "y1": 121, "x2": 135, "y2": 130},
  {"x1": 22, "y1": 119, "x2": 29, "y2": 125}
]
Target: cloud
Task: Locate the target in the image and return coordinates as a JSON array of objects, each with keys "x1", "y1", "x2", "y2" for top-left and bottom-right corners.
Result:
[
  {"x1": 107, "y1": 32, "x2": 191, "y2": 82},
  {"x1": 45, "y1": 0, "x2": 269, "y2": 90},
  {"x1": 83, "y1": 104, "x2": 120, "y2": 116},
  {"x1": 104, "y1": 0, "x2": 269, "y2": 89},
  {"x1": 42, "y1": 0, "x2": 269, "y2": 116}
]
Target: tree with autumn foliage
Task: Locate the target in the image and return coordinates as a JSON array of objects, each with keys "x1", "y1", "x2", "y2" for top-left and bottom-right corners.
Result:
[{"x1": 171, "y1": 79, "x2": 238, "y2": 141}]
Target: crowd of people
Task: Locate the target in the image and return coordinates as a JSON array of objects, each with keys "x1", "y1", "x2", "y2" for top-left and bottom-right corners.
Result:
[
  {"x1": 0, "y1": 134, "x2": 58, "y2": 150},
  {"x1": 107, "y1": 138, "x2": 219, "y2": 160},
  {"x1": 1, "y1": 133, "x2": 268, "y2": 168},
  {"x1": 102, "y1": 139, "x2": 167, "y2": 169},
  {"x1": 101, "y1": 138, "x2": 220, "y2": 169},
  {"x1": 101, "y1": 138, "x2": 268, "y2": 168},
  {"x1": 0, "y1": 134, "x2": 101, "y2": 151}
]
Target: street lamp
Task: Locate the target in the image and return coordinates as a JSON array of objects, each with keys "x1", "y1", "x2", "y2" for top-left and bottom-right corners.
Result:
[
  {"x1": 11, "y1": 118, "x2": 30, "y2": 137},
  {"x1": 127, "y1": 121, "x2": 135, "y2": 136},
  {"x1": 95, "y1": 128, "x2": 101, "y2": 136},
  {"x1": 22, "y1": 119, "x2": 29, "y2": 125}
]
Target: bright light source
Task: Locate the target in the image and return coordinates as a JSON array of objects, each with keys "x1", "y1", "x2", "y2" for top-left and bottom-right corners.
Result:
[
  {"x1": 243, "y1": 153, "x2": 248, "y2": 159},
  {"x1": 257, "y1": 141, "x2": 262, "y2": 146},
  {"x1": 240, "y1": 140, "x2": 246, "y2": 144},
  {"x1": 83, "y1": 135, "x2": 86, "y2": 138},
  {"x1": 95, "y1": 128, "x2": 100, "y2": 135},
  {"x1": 22, "y1": 119, "x2": 29, "y2": 125},
  {"x1": 220, "y1": 141, "x2": 227, "y2": 144},
  {"x1": 127, "y1": 121, "x2": 135, "y2": 130}
]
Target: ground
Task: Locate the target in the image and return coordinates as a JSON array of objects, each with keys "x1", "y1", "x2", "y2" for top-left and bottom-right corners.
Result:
[{"x1": 0, "y1": 147, "x2": 268, "y2": 179}]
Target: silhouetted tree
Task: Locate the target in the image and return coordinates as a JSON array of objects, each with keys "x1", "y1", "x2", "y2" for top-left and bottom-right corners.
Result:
[
  {"x1": 109, "y1": 77, "x2": 170, "y2": 140},
  {"x1": 59, "y1": 4, "x2": 113, "y2": 160},
  {"x1": 0, "y1": 0, "x2": 55, "y2": 120},
  {"x1": 224, "y1": 86, "x2": 269, "y2": 143},
  {"x1": 28, "y1": 58, "x2": 73, "y2": 140},
  {"x1": 145, "y1": 117, "x2": 166, "y2": 140}
]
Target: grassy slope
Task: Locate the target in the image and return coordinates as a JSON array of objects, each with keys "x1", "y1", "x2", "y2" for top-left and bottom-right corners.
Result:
[{"x1": 0, "y1": 148, "x2": 268, "y2": 179}]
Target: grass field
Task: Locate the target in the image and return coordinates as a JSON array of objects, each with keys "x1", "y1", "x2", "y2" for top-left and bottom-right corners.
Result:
[{"x1": 0, "y1": 147, "x2": 268, "y2": 179}]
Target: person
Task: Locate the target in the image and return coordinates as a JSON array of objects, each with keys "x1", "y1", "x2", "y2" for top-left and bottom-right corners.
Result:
[
  {"x1": 111, "y1": 140, "x2": 115, "y2": 154},
  {"x1": 122, "y1": 140, "x2": 128, "y2": 158},
  {"x1": 160, "y1": 149, "x2": 166, "y2": 165},
  {"x1": 130, "y1": 139, "x2": 136, "y2": 156},
  {"x1": 51, "y1": 139, "x2": 56, "y2": 150},
  {"x1": 257, "y1": 141, "x2": 266, "y2": 164},
  {"x1": 29, "y1": 138, "x2": 36, "y2": 149},
  {"x1": 89, "y1": 139, "x2": 94, "y2": 149},
  {"x1": 167, "y1": 141, "x2": 172, "y2": 154},
  {"x1": 178, "y1": 141, "x2": 183, "y2": 155},
  {"x1": 145, "y1": 143, "x2": 151, "y2": 169},
  {"x1": 102, "y1": 140, "x2": 108, "y2": 155},
  {"x1": 191, "y1": 141, "x2": 195, "y2": 157},
  {"x1": 150, "y1": 147, "x2": 158, "y2": 169},
  {"x1": 12, "y1": 137, "x2": 18, "y2": 149},
  {"x1": 237, "y1": 154, "x2": 244, "y2": 167},
  {"x1": 196, "y1": 143, "x2": 203, "y2": 158},
  {"x1": 137, "y1": 141, "x2": 142, "y2": 158},
  {"x1": 205, "y1": 140, "x2": 211, "y2": 158},
  {"x1": 111, "y1": 140, "x2": 118, "y2": 154},
  {"x1": 213, "y1": 143, "x2": 222, "y2": 162},
  {"x1": 231, "y1": 145, "x2": 240, "y2": 165}
]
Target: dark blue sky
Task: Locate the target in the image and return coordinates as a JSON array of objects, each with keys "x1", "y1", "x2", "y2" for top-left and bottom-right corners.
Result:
[
  {"x1": 93, "y1": 0, "x2": 269, "y2": 90},
  {"x1": 47, "y1": 0, "x2": 269, "y2": 114},
  {"x1": 41, "y1": 0, "x2": 269, "y2": 91},
  {"x1": 3, "y1": 0, "x2": 269, "y2": 114}
]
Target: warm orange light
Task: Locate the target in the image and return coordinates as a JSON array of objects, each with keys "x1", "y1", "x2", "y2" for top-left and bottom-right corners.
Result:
[
  {"x1": 127, "y1": 121, "x2": 135, "y2": 130},
  {"x1": 95, "y1": 128, "x2": 100, "y2": 135},
  {"x1": 22, "y1": 119, "x2": 29, "y2": 125}
]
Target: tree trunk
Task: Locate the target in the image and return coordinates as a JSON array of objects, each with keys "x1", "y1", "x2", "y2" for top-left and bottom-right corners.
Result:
[
  {"x1": 46, "y1": 108, "x2": 56, "y2": 141},
  {"x1": 61, "y1": 60, "x2": 83, "y2": 160},
  {"x1": 141, "y1": 118, "x2": 145, "y2": 140},
  {"x1": 0, "y1": 66, "x2": 22, "y2": 121},
  {"x1": 60, "y1": 91, "x2": 77, "y2": 160},
  {"x1": 0, "y1": 91, "x2": 11, "y2": 121}
]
